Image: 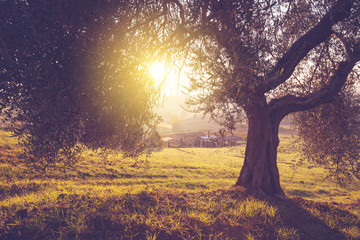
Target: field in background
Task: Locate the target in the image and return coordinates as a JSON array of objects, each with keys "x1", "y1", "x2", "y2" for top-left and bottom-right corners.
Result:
[
  {"x1": 0, "y1": 130, "x2": 359, "y2": 239},
  {"x1": 156, "y1": 96, "x2": 294, "y2": 136}
]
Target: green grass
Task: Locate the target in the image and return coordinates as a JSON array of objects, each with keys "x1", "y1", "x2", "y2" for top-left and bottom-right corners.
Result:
[{"x1": 0, "y1": 130, "x2": 359, "y2": 239}]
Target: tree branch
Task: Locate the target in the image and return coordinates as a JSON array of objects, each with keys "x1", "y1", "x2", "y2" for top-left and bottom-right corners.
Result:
[
  {"x1": 127, "y1": 1, "x2": 168, "y2": 33},
  {"x1": 167, "y1": 0, "x2": 185, "y2": 24},
  {"x1": 269, "y1": 52, "x2": 360, "y2": 122},
  {"x1": 262, "y1": 0, "x2": 353, "y2": 93}
]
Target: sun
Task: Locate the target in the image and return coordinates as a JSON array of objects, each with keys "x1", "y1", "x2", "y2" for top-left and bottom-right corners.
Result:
[
  {"x1": 150, "y1": 62, "x2": 166, "y2": 84},
  {"x1": 149, "y1": 61, "x2": 187, "y2": 96}
]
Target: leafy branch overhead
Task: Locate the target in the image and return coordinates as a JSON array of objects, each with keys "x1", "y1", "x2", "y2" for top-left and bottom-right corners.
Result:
[{"x1": 0, "y1": 1, "x2": 162, "y2": 169}]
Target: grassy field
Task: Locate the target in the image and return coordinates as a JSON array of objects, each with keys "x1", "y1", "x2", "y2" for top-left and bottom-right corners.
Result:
[{"x1": 0, "y1": 130, "x2": 359, "y2": 239}]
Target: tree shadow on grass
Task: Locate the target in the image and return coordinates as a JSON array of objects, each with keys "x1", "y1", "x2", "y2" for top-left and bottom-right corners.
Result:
[
  {"x1": 0, "y1": 182, "x2": 42, "y2": 201},
  {"x1": 1, "y1": 188, "x2": 358, "y2": 240},
  {"x1": 267, "y1": 196, "x2": 357, "y2": 240}
]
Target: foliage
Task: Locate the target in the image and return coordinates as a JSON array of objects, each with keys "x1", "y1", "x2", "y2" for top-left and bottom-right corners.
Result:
[
  {"x1": 0, "y1": 0, "x2": 160, "y2": 169},
  {"x1": 293, "y1": 87, "x2": 360, "y2": 185}
]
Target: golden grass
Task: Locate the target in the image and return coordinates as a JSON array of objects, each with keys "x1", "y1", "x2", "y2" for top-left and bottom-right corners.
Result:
[{"x1": 0, "y1": 130, "x2": 359, "y2": 239}]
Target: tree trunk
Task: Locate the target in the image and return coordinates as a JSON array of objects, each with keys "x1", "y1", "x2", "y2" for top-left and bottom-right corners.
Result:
[{"x1": 235, "y1": 98, "x2": 284, "y2": 196}]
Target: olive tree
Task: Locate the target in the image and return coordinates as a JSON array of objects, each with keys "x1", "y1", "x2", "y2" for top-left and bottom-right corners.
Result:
[
  {"x1": 0, "y1": 0, "x2": 160, "y2": 170},
  {"x1": 158, "y1": 0, "x2": 360, "y2": 195}
]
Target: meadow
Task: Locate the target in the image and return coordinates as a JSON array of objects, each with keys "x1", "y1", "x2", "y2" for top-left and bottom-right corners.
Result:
[{"x1": 0, "y1": 130, "x2": 359, "y2": 240}]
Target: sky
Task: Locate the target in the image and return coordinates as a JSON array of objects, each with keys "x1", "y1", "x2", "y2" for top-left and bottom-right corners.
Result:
[{"x1": 150, "y1": 62, "x2": 190, "y2": 96}]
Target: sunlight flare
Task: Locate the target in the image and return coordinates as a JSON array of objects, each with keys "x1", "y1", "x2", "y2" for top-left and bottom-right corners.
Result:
[
  {"x1": 150, "y1": 62, "x2": 166, "y2": 85},
  {"x1": 149, "y1": 61, "x2": 189, "y2": 96}
]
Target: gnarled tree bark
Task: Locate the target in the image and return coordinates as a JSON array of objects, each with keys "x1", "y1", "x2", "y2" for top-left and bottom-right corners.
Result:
[
  {"x1": 234, "y1": 0, "x2": 359, "y2": 196},
  {"x1": 235, "y1": 54, "x2": 360, "y2": 196},
  {"x1": 235, "y1": 95, "x2": 284, "y2": 196}
]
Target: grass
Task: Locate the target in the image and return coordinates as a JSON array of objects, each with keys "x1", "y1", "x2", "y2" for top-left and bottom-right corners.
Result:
[{"x1": 0, "y1": 130, "x2": 359, "y2": 239}]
